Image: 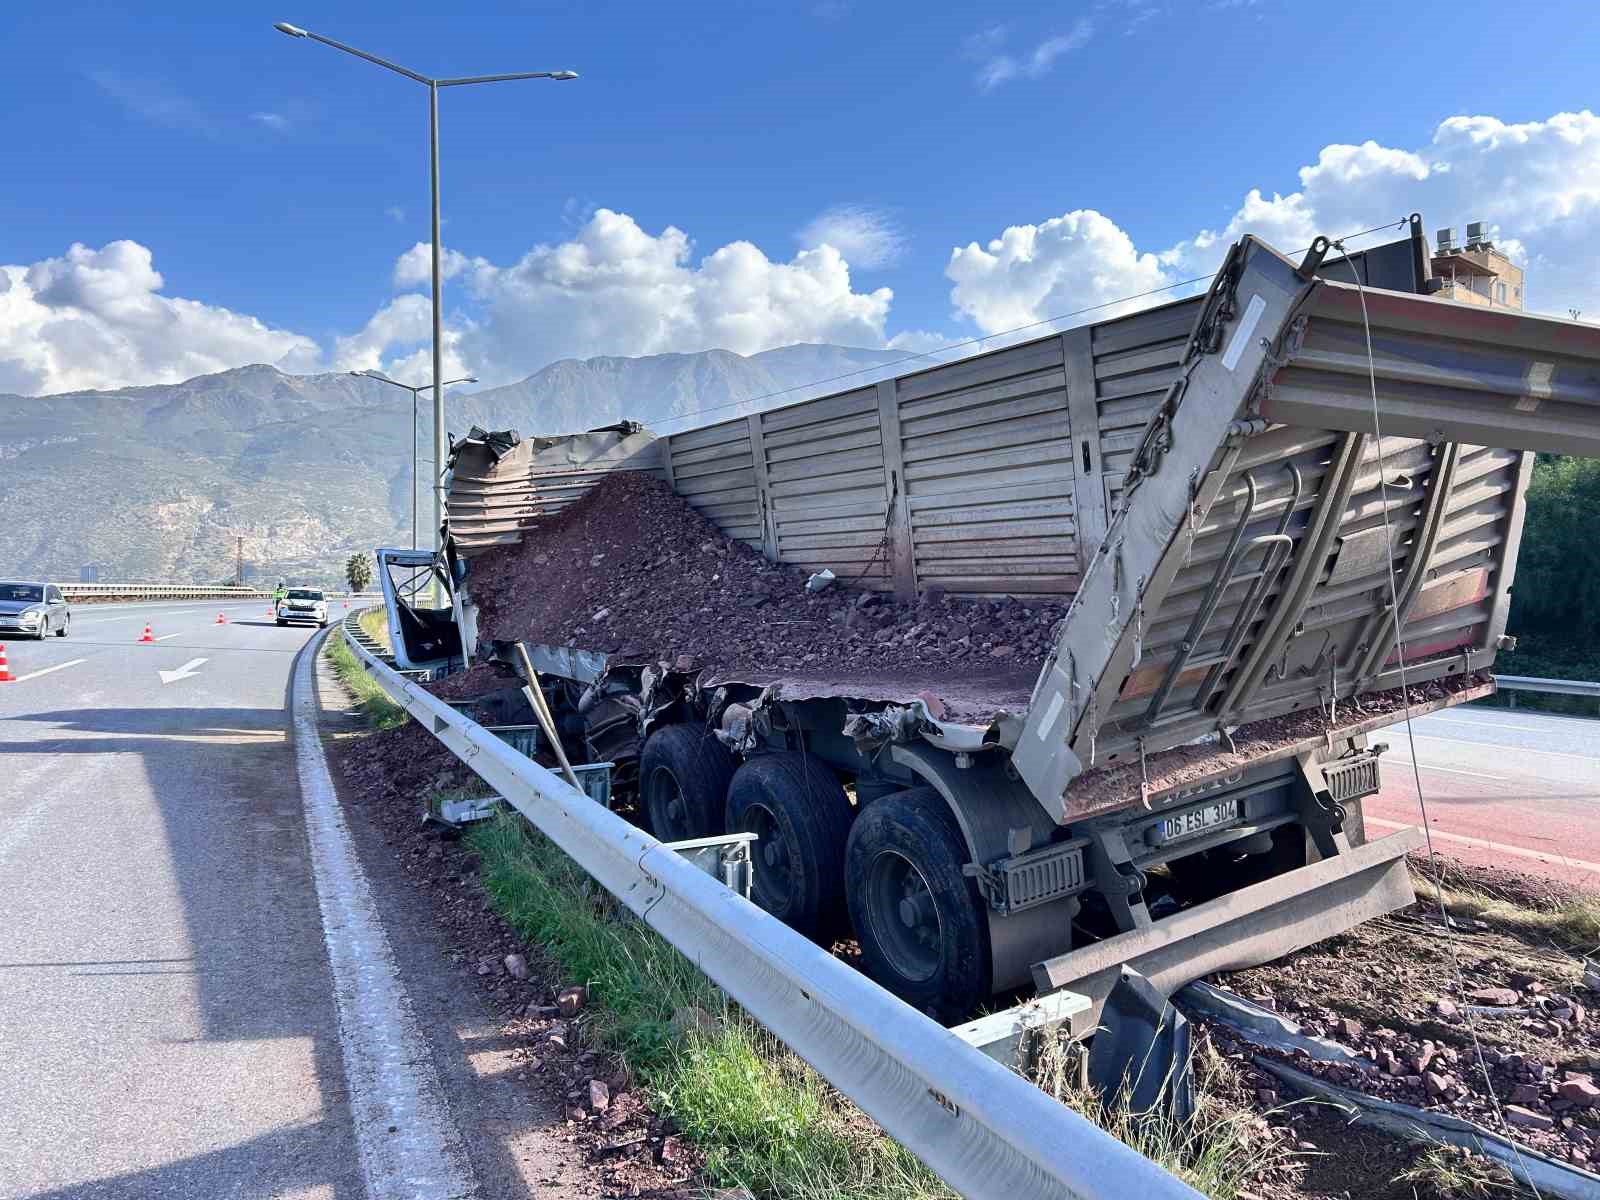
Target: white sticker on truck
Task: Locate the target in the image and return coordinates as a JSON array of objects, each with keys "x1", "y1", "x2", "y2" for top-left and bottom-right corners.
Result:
[
  {"x1": 1035, "y1": 691, "x2": 1066, "y2": 742},
  {"x1": 1220, "y1": 293, "x2": 1267, "y2": 371}
]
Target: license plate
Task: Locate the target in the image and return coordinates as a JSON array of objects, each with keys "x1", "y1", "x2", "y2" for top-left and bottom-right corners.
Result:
[{"x1": 1156, "y1": 798, "x2": 1242, "y2": 845}]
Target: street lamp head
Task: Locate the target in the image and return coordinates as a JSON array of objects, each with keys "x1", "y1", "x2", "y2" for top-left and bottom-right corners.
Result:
[
  {"x1": 551, "y1": 70, "x2": 579, "y2": 80},
  {"x1": 273, "y1": 22, "x2": 309, "y2": 37}
]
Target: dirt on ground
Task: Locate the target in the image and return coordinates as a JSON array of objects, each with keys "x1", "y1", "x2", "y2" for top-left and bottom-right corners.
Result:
[
  {"x1": 1208, "y1": 853, "x2": 1600, "y2": 1177},
  {"x1": 463, "y1": 471, "x2": 1065, "y2": 722},
  {"x1": 330, "y1": 716, "x2": 705, "y2": 1199}
]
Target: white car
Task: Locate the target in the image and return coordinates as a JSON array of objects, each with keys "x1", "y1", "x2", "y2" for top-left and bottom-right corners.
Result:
[{"x1": 276, "y1": 587, "x2": 329, "y2": 627}]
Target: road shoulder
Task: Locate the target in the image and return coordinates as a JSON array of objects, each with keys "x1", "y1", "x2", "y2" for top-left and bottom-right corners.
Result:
[{"x1": 311, "y1": 641, "x2": 603, "y2": 1200}]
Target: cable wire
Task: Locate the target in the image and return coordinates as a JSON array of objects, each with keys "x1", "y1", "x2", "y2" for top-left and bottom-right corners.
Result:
[
  {"x1": 1335, "y1": 242, "x2": 1546, "y2": 1199},
  {"x1": 647, "y1": 216, "x2": 1416, "y2": 433}
]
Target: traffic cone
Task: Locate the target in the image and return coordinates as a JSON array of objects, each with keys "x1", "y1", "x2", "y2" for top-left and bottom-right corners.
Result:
[
  {"x1": 215, "y1": 612, "x2": 227, "y2": 625},
  {"x1": 138, "y1": 624, "x2": 155, "y2": 644},
  {"x1": 0, "y1": 644, "x2": 13, "y2": 683}
]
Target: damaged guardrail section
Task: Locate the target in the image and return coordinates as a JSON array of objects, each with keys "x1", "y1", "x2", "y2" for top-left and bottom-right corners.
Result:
[{"x1": 339, "y1": 626, "x2": 1201, "y2": 1200}]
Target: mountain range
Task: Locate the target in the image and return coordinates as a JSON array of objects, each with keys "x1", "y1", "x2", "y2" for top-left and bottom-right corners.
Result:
[{"x1": 0, "y1": 344, "x2": 905, "y2": 586}]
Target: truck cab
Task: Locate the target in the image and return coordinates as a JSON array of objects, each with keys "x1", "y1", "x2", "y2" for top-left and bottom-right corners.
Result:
[{"x1": 374, "y1": 548, "x2": 469, "y2": 673}]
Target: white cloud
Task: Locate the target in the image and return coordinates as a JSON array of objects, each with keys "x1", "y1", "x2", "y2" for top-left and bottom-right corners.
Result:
[
  {"x1": 88, "y1": 70, "x2": 218, "y2": 135},
  {"x1": 406, "y1": 208, "x2": 894, "y2": 385},
  {"x1": 13, "y1": 109, "x2": 1600, "y2": 399},
  {"x1": 946, "y1": 109, "x2": 1600, "y2": 336},
  {"x1": 967, "y1": 19, "x2": 1093, "y2": 91},
  {"x1": 797, "y1": 205, "x2": 906, "y2": 269},
  {"x1": 393, "y1": 243, "x2": 476, "y2": 289},
  {"x1": 0, "y1": 241, "x2": 318, "y2": 396},
  {"x1": 947, "y1": 209, "x2": 1172, "y2": 333},
  {"x1": 386, "y1": 205, "x2": 406, "y2": 224},
  {"x1": 251, "y1": 111, "x2": 290, "y2": 132}
]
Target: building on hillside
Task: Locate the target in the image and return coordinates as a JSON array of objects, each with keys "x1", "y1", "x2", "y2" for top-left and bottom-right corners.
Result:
[{"x1": 1431, "y1": 222, "x2": 1524, "y2": 310}]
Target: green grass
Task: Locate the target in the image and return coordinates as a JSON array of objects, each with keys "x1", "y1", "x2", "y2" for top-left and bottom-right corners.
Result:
[
  {"x1": 357, "y1": 605, "x2": 392, "y2": 652},
  {"x1": 325, "y1": 631, "x2": 407, "y2": 731},
  {"x1": 1030, "y1": 1028, "x2": 1289, "y2": 1200},
  {"x1": 469, "y1": 813, "x2": 955, "y2": 1200},
  {"x1": 1413, "y1": 868, "x2": 1600, "y2": 955},
  {"x1": 468, "y1": 812, "x2": 1283, "y2": 1200},
  {"x1": 1397, "y1": 1142, "x2": 1532, "y2": 1198}
]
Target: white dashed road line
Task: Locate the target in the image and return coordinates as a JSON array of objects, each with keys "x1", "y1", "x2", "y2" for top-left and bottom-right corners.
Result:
[
  {"x1": 290, "y1": 631, "x2": 478, "y2": 1200},
  {"x1": 8, "y1": 658, "x2": 88, "y2": 684}
]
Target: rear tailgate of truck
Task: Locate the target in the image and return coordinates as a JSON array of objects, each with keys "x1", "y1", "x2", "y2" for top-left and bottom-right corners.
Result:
[{"x1": 1015, "y1": 236, "x2": 1600, "y2": 823}]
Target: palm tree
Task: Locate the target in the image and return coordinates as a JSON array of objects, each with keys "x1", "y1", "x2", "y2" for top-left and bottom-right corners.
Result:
[{"x1": 345, "y1": 552, "x2": 374, "y2": 594}]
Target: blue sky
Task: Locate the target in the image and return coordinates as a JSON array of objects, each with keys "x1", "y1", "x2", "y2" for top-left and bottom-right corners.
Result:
[{"x1": 4, "y1": 0, "x2": 1600, "y2": 395}]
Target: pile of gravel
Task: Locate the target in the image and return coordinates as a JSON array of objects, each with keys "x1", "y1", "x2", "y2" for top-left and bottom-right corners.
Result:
[{"x1": 462, "y1": 473, "x2": 1068, "y2": 722}]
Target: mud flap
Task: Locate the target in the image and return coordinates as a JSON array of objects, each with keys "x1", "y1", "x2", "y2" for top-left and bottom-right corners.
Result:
[{"x1": 1032, "y1": 826, "x2": 1423, "y2": 1028}]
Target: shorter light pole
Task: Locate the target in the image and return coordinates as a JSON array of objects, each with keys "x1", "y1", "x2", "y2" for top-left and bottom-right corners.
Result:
[{"x1": 352, "y1": 370, "x2": 476, "y2": 550}]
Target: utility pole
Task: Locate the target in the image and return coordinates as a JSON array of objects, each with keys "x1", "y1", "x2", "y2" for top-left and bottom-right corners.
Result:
[
  {"x1": 236, "y1": 535, "x2": 245, "y2": 588},
  {"x1": 273, "y1": 22, "x2": 575, "y2": 589}
]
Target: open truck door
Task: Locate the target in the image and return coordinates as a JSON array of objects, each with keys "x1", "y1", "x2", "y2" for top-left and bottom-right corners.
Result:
[{"x1": 375, "y1": 547, "x2": 470, "y2": 674}]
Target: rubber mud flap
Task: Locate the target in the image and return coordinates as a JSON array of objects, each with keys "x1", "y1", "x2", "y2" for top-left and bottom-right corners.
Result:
[
  {"x1": 639, "y1": 724, "x2": 735, "y2": 840},
  {"x1": 846, "y1": 787, "x2": 991, "y2": 1023},
  {"x1": 726, "y1": 752, "x2": 854, "y2": 941}
]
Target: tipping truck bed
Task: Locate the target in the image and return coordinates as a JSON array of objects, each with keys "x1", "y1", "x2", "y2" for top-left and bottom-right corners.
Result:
[{"x1": 383, "y1": 220, "x2": 1600, "y2": 1024}]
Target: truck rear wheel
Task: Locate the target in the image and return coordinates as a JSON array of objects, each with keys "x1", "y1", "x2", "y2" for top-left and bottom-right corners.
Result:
[
  {"x1": 725, "y1": 752, "x2": 853, "y2": 941},
  {"x1": 639, "y1": 724, "x2": 735, "y2": 841},
  {"x1": 846, "y1": 787, "x2": 990, "y2": 1023}
]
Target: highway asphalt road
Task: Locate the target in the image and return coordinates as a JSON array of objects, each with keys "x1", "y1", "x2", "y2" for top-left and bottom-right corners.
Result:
[
  {"x1": 1364, "y1": 702, "x2": 1600, "y2": 889},
  {"x1": 0, "y1": 599, "x2": 584, "y2": 1200}
]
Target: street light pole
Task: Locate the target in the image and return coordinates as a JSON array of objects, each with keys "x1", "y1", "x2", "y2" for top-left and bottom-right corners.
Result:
[
  {"x1": 352, "y1": 371, "x2": 476, "y2": 551},
  {"x1": 275, "y1": 22, "x2": 575, "y2": 569},
  {"x1": 430, "y1": 79, "x2": 444, "y2": 563}
]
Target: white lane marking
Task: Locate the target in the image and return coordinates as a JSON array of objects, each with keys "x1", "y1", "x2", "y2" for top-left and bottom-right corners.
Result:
[
  {"x1": 290, "y1": 634, "x2": 478, "y2": 1200},
  {"x1": 1386, "y1": 757, "x2": 1508, "y2": 781},
  {"x1": 1423, "y1": 716, "x2": 1559, "y2": 735},
  {"x1": 1368, "y1": 816, "x2": 1600, "y2": 876},
  {"x1": 153, "y1": 633, "x2": 183, "y2": 643},
  {"x1": 158, "y1": 657, "x2": 208, "y2": 685},
  {"x1": 1402, "y1": 732, "x2": 1599, "y2": 766},
  {"x1": 8, "y1": 658, "x2": 87, "y2": 684}
]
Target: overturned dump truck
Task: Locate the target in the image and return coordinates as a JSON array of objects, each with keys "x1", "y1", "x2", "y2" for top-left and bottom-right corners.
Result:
[{"x1": 380, "y1": 219, "x2": 1600, "y2": 1024}]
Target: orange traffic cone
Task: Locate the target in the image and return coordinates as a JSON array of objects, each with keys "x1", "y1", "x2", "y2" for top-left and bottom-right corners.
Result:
[
  {"x1": 138, "y1": 624, "x2": 155, "y2": 644},
  {"x1": 0, "y1": 644, "x2": 13, "y2": 683},
  {"x1": 215, "y1": 612, "x2": 227, "y2": 625}
]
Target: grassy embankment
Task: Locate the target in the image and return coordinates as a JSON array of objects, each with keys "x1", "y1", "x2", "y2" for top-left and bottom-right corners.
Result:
[
  {"x1": 469, "y1": 812, "x2": 1273, "y2": 1200},
  {"x1": 324, "y1": 612, "x2": 406, "y2": 731}
]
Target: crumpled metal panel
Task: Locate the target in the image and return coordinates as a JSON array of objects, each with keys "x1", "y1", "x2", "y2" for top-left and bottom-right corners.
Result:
[{"x1": 446, "y1": 425, "x2": 665, "y2": 557}]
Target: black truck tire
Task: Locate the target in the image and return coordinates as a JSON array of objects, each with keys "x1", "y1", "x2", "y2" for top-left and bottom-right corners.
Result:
[
  {"x1": 725, "y1": 752, "x2": 853, "y2": 941},
  {"x1": 846, "y1": 787, "x2": 991, "y2": 1022},
  {"x1": 639, "y1": 724, "x2": 735, "y2": 841}
]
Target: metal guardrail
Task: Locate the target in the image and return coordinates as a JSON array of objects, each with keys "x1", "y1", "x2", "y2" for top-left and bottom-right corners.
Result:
[
  {"x1": 337, "y1": 622, "x2": 1199, "y2": 1200},
  {"x1": 1493, "y1": 674, "x2": 1600, "y2": 699},
  {"x1": 62, "y1": 584, "x2": 272, "y2": 600}
]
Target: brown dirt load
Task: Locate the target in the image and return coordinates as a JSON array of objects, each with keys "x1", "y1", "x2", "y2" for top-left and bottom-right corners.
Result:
[{"x1": 462, "y1": 472, "x2": 1066, "y2": 722}]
